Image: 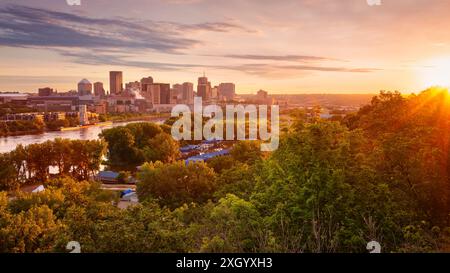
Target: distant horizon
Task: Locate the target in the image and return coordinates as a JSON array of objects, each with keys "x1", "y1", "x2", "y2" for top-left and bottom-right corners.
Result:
[{"x1": 0, "y1": 89, "x2": 382, "y2": 96}]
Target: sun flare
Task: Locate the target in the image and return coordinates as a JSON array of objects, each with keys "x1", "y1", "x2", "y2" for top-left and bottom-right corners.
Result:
[{"x1": 420, "y1": 57, "x2": 450, "y2": 88}]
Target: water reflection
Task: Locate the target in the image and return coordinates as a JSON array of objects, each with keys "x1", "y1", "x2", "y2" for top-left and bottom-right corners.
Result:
[{"x1": 0, "y1": 120, "x2": 163, "y2": 153}]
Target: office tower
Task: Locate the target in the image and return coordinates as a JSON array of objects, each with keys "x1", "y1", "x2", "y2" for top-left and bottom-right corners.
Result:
[
  {"x1": 171, "y1": 84, "x2": 183, "y2": 104},
  {"x1": 93, "y1": 82, "x2": 105, "y2": 97},
  {"x1": 182, "y1": 82, "x2": 194, "y2": 104},
  {"x1": 125, "y1": 81, "x2": 141, "y2": 91},
  {"x1": 172, "y1": 84, "x2": 182, "y2": 95},
  {"x1": 158, "y1": 83, "x2": 171, "y2": 104},
  {"x1": 38, "y1": 87, "x2": 54, "y2": 97},
  {"x1": 198, "y1": 75, "x2": 208, "y2": 85},
  {"x1": 148, "y1": 84, "x2": 160, "y2": 104},
  {"x1": 78, "y1": 79, "x2": 92, "y2": 96},
  {"x1": 211, "y1": 86, "x2": 218, "y2": 99},
  {"x1": 109, "y1": 71, "x2": 123, "y2": 94},
  {"x1": 140, "y1": 76, "x2": 154, "y2": 102},
  {"x1": 140, "y1": 76, "x2": 154, "y2": 88},
  {"x1": 197, "y1": 75, "x2": 211, "y2": 100},
  {"x1": 218, "y1": 83, "x2": 236, "y2": 101}
]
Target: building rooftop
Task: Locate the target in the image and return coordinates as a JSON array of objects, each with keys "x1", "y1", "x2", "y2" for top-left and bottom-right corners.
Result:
[
  {"x1": 0, "y1": 93, "x2": 28, "y2": 97},
  {"x1": 98, "y1": 171, "x2": 119, "y2": 180},
  {"x1": 185, "y1": 149, "x2": 230, "y2": 164},
  {"x1": 79, "y1": 79, "x2": 91, "y2": 84}
]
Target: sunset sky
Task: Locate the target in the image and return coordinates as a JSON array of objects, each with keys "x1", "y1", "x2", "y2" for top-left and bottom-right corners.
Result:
[{"x1": 1, "y1": 0, "x2": 450, "y2": 94}]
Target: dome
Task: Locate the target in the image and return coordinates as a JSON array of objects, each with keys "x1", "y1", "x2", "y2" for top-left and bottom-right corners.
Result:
[{"x1": 78, "y1": 79, "x2": 91, "y2": 84}]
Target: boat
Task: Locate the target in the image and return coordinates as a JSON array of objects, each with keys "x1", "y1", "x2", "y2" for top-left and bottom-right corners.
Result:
[{"x1": 60, "y1": 121, "x2": 113, "y2": 131}]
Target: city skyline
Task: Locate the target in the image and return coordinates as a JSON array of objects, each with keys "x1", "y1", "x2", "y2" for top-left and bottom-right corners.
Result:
[{"x1": 1, "y1": 0, "x2": 450, "y2": 93}]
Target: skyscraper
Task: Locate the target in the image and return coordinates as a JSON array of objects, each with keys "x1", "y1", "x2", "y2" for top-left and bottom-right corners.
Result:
[
  {"x1": 211, "y1": 86, "x2": 218, "y2": 99},
  {"x1": 93, "y1": 82, "x2": 105, "y2": 97},
  {"x1": 140, "y1": 76, "x2": 154, "y2": 103},
  {"x1": 171, "y1": 84, "x2": 183, "y2": 104},
  {"x1": 148, "y1": 84, "x2": 160, "y2": 105},
  {"x1": 109, "y1": 71, "x2": 123, "y2": 94},
  {"x1": 78, "y1": 79, "x2": 92, "y2": 96},
  {"x1": 158, "y1": 83, "x2": 171, "y2": 104},
  {"x1": 197, "y1": 75, "x2": 211, "y2": 100},
  {"x1": 182, "y1": 82, "x2": 194, "y2": 104},
  {"x1": 218, "y1": 83, "x2": 236, "y2": 101},
  {"x1": 125, "y1": 81, "x2": 141, "y2": 91},
  {"x1": 141, "y1": 76, "x2": 154, "y2": 87}
]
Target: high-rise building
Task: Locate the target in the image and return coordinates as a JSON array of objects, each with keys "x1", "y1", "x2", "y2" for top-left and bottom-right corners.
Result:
[
  {"x1": 109, "y1": 71, "x2": 123, "y2": 94},
  {"x1": 158, "y1": 83, "x2": 171, "y2": 104},
  {"x1": 125, "y1": 81, "x2": 141, "y2": 91},
  {"x1": 141, "y1": 76, "x2": 154, "y2": 84},
  {"x1": 93, "y1": 82, "x2": 105, "y2": 97},
  {"x1": 140, "y1": 77, "x2": 153, "y2": 102},
  {"x1": 78, "y1": 79, "x2": 92, "y2": 96},
  {"x1": 211, "y1": 86, "x2": 218, "y2": 99},
  {"x1": 218, "y1": 83, "x2": 236, "y2": 101},
  {"x1": 148, "y1": 84, "x2": 160, "y2": 105},
  {"x1": 172, "y1": 84, "x2": 182, "y2": 95},
  {"x1": 197, "y1": 75, "x2": 211, "y2": 100},
  {"x1": 171, "y1": 84, "x2": 183, "y2": 104},
  {"x1": 138, "y1": 77, "x2": 170, "y2": 105},
  {"x1": 182, "y1": 82, "x2": 194, "y2": 104},
  {"x1": 198, "y1": 76, "x2": 208, "y2": 85},
  {"x1": 38, "y1": 87, "x2": 54, "y2": 97}
]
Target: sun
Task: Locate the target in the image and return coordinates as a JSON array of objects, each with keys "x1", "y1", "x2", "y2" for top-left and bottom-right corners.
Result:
[{"x1": 420, "y1": 57, "x2": 450, "y2": 88}]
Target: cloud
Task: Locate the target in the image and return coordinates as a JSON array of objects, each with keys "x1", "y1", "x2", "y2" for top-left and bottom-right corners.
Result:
[
  {"x1": 58, "y1": 50, "x2": 199, "y2": 71},
  {"x1": 174, "y1": 22, "x2": 256, "y2": 33},
  {"x1": 0, "y1": 4, "x2": 377, "y2": 79},
  {"x1": 225, "y1": 64, "x2": 379, "y2": 78},
  {"x1": 0, "y1": 5, "x2": 253, "y2": 53},
  {"x1": 60, "y1": 50, "x2": 378, "y2": 78},
  {"x1": 221, "y1": 54, "x2": 342, "y2": 62}
]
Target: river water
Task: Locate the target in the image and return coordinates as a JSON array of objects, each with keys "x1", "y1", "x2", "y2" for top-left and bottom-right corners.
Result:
[{"x1": 0, "y1": 120, "x2": 164, "y2": 154}]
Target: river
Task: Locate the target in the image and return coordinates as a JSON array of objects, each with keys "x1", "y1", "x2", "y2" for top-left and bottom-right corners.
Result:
[{"x1": 0, "y1": 120, "x2": 165, "y2": 154}]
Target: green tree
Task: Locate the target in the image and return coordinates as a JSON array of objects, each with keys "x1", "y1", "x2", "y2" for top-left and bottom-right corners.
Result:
[{"x1": 137, "y1": 161, "x2": 216, "y2": 209}]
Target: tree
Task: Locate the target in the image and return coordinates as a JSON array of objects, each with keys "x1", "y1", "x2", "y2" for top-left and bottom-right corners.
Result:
[
  {"x1": 0, "y1": 139, "x2": 106, "y2": 189},
  {"x1": 143, "y1": 133, "x2": 180, "y2": 163},
  {"x1": 0, "y1": 153, "x2": 18, "y2": 190},
  {"x1": 101, "y1": 122, "x2": 179, "y2": 169},
  {"x1": 137, "y1": 161, "x2": 216, "y2": 209},
  {"x1": 101, "y1": 126, "x2": 141, "y2": 168},
  {"x1": 0, "y1": 205, "x2": 64, "y2": 253},
  {"x1": 200, "y1": 194, "x2": 270, "y2": 252},
  {"x1": 230, "y1": 141, "x2": 262, "y2": 164},
  {"x1": 214, "y1": 163, "x2": 256, "y2": 200},
  {"x1": 251, "y1": 121, "x2": 412, "y2": 252}
]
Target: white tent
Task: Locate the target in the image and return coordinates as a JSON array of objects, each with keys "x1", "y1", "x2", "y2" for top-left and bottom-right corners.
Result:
[
  {"x1": 31, "y1": 185, "x2": 45, "y2": 193},
  {"x1": 121, "y1": 192, "x2": 139, "y2": 203}
]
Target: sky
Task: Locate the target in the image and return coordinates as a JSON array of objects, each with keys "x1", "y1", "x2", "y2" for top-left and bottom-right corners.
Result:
[{"x1": 1, "y1": 0, "x2": 450, "y2": 94}]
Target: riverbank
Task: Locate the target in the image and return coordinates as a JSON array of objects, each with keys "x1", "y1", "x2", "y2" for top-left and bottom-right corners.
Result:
[
  {"x1": 0, "y1": 119, "x2": 168, "y2": 154},
  {"x1": 0, "y1": 129, "x2": 44, "y2": 137},
  {"x1": 103, "y1": 113, "x2": 170, "y2": 123},
  {"x1": 0, "y1": 114, "x2": 169, "y2": 138}
]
